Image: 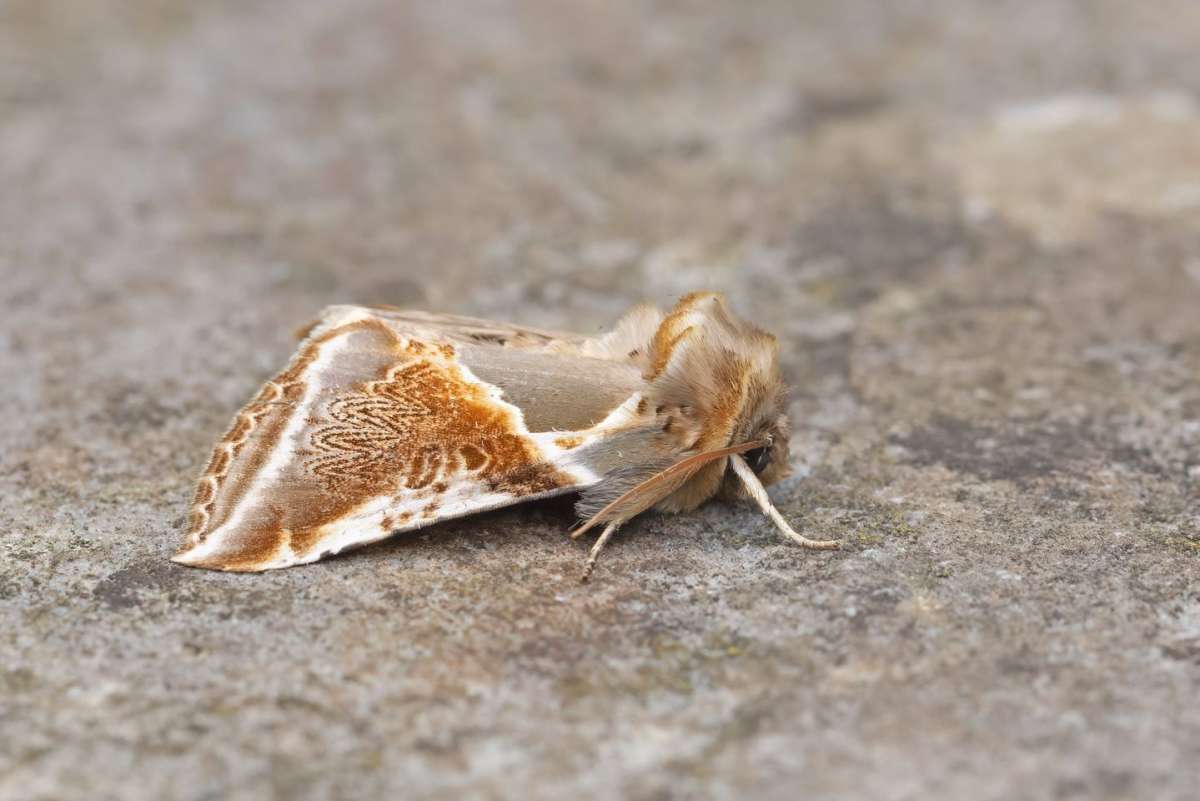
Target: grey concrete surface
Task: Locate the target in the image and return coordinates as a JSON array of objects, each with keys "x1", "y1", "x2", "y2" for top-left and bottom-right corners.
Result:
[{"x1": 2, "y1": 1, "x2": 1199, "y2": 799}]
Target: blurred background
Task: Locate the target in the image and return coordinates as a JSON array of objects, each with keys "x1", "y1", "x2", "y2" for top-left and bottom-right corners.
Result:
[{"x1": 2, "y1": 2, "x2": 1199, "y2": 800}]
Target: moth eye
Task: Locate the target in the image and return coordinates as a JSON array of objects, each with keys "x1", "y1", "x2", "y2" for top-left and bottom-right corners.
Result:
[{"x1": 743, "y1": 445, "x2": 772, "y2": 475}]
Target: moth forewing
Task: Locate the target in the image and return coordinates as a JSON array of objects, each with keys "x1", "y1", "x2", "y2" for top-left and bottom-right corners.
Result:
[
  {"x1": 175, "y1": 309, "x2": 624, "y2": 571},
  {"x1": 175, "y1": 293, "x2": 837, "y2": 576}
]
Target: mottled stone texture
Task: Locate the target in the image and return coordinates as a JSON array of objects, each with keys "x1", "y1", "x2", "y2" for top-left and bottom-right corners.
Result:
[{"x1": 2, "y1": 1, "x2": 1199, "y2": 799}]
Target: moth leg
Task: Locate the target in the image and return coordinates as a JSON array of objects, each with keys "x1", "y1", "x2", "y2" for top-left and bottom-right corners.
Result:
[
  {"x1": 730, "y1": 454, "x2": 840, "y2": 550},
  {"x1": 580, "y1": 521, "x2": 621, "y2": 583}
]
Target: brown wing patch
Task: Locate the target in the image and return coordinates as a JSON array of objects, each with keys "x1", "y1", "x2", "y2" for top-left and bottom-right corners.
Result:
[
  {"x1": 304, "y1": 358, "x2": 566, "y2": 493},
  {"x1": 289, "y1": 349, "x2": 572, "y2": 553}
]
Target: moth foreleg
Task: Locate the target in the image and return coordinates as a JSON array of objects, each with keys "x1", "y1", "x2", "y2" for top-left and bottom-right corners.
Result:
[
  {"x1": 729, "y1": 454, "x2": 840, "y2": 550},
  {"x1": 580, "y1": 521, "x2": 621, "y2": 583}
]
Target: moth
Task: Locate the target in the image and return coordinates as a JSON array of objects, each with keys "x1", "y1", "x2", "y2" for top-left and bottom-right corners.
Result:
[{"x1": 174, "y1": 291, "x2": 838, "y2": 580}]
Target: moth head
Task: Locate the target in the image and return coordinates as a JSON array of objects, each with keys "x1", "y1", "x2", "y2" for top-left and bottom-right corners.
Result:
[
  {"x1": 718, "y1": 382, "x2": 792, "y2": 501},
  {"x1": 734, "y1": 411, "x2": 792, "y2": 485},
  {"x1": 638, "y1": 292, "x2": 795, "y2": 506},
  {"x1": 704, "y1": 300, "x2": 792, "y2": 495}
]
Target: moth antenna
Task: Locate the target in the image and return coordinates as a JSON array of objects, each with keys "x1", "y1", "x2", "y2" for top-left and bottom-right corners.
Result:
[
  {"x1": 729, "y1": 454, "x2": 840, "y2": 550},
  {"x1": 580, "y1": 521, "x2": 621, "y2": 583}
]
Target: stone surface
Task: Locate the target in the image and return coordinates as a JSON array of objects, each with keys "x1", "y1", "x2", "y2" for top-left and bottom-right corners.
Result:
[{"x1": 2, "y1": 2, "x2": 1199, "y2": 800}]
